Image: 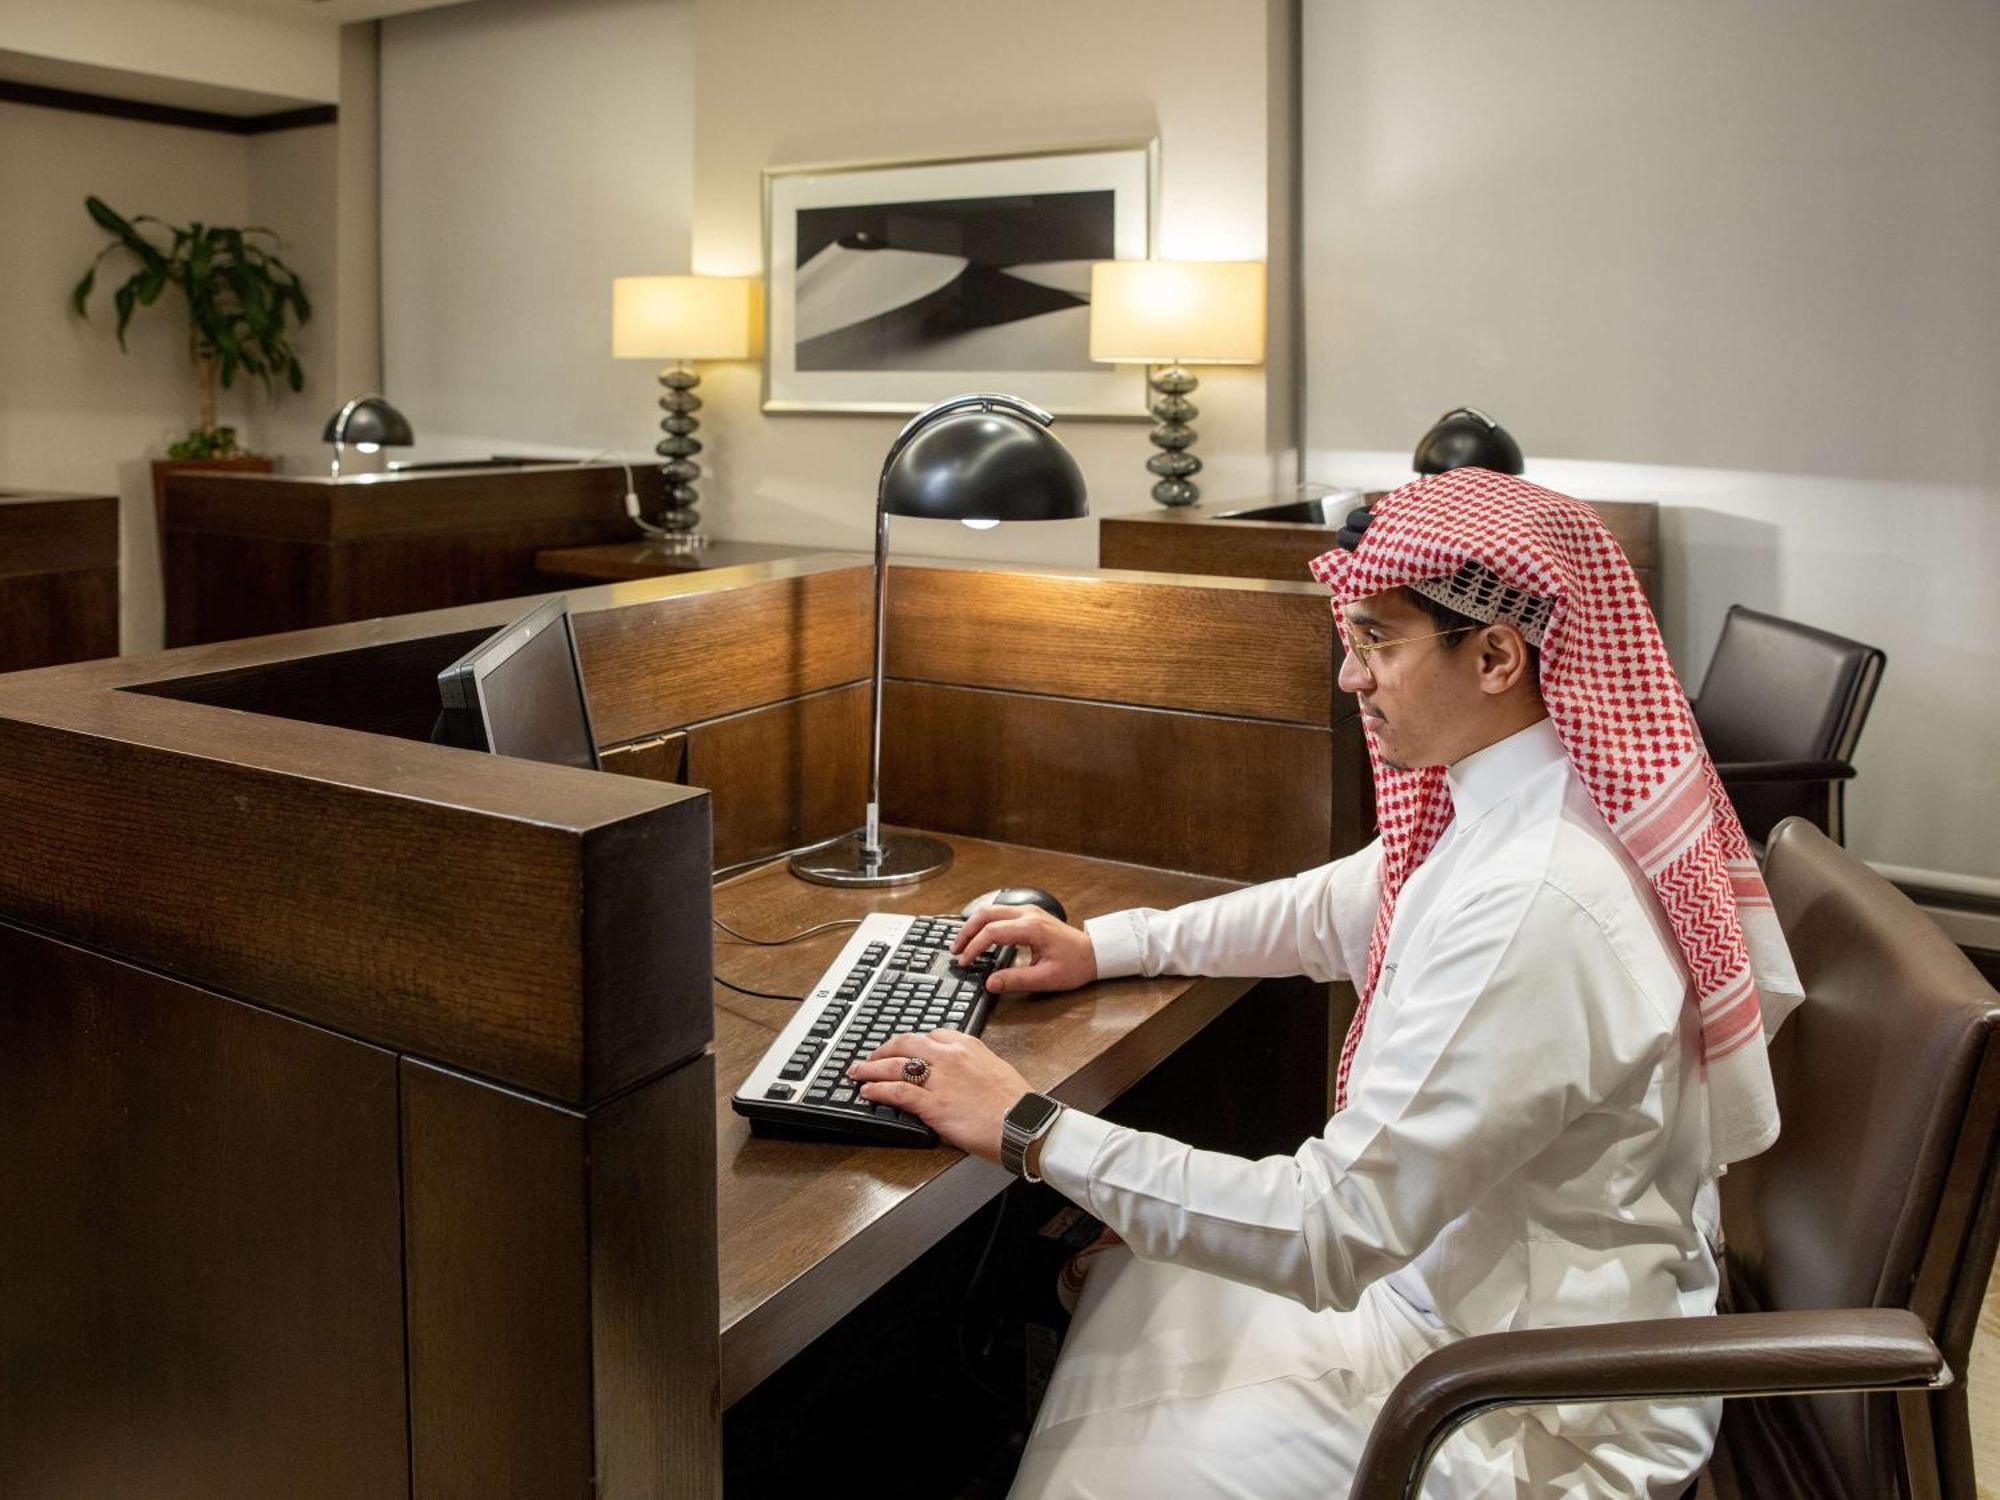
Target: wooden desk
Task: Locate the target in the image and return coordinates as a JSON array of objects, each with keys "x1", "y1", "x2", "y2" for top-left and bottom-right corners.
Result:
[
  {"x1": 709, "y1": 836, "x2": 1245, "y2": 1406},
  {"x1": 161, "y1": 462, "x2": 666, "y2": 646},
  {"x1": 536, "y1": 538, "x2": 815, "y2": 583},
  {"x1": 0, "y1": 489, "x2": 118, "y2": 670}
]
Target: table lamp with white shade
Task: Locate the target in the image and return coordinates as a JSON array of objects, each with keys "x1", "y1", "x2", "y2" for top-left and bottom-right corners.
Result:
[
  {"x1": 1088, "y1": 260, "x2": 1265, "y2": 507},
  {"x1": 611, "y1": 274, "x2": 759, "y2": 551}
]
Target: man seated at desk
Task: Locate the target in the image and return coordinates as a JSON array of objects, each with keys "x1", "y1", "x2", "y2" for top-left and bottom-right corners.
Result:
[{"x1": 846, "y1": 471, "x2": 1803, "y2": 1498}]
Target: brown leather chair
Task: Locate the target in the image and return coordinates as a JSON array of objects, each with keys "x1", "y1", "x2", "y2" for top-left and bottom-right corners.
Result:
[
  {"x1": 1691, "y1": 606, "x2": 1885, "y2": 847},
  {"x1": 1350, "y1": 818, "x2": 2000, "y2": 1499}
]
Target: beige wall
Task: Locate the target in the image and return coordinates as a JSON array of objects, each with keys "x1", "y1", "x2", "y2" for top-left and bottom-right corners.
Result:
[
  {"x1": 1301, "y1": 0, "x2": 2000, "y2": 886},
  {"x1": 0, "y1": 102, "x2": 252, "y2": 650},
  {"x1": 0, "y1": 25, "x2": 380, "y2": 651},
  {"x1": 690, "y1": 0, "x2": 1290, "y2": 567},
  {"x1": 378, "y1": 0, "x2": 697, "y2": 462}
]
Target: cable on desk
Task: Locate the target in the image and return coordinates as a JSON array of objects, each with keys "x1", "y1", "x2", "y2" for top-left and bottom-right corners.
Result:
[
  {"x1": 712, "y1": 830, "x2": 850, "y2": 884},
  {"x1": 713, "y1": 914, "x2": 862, "y2": 946},
  {"x1": 714, "y1": 973, "x2": 807, "y2": 1003}
]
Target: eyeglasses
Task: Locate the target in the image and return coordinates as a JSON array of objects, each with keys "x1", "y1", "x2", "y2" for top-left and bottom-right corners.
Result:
[{"x1": 1338, "y1": 621, "x2": 1475, "y2": 679}]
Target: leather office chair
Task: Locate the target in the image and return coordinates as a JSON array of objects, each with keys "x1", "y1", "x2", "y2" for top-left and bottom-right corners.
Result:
[
  {"x1": 1691, "y1": 606, "x2": 1885, "y2": 846},
  {"x1": 1349, "y1": 818, "x2": 2000, "y2": 1500}
]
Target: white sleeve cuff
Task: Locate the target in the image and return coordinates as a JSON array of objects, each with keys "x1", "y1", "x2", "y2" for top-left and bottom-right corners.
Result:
[
  {"x1": 1084, "y1": 911, "x2": 1147, "y2": 979},
  {"x1": 1034, "y1": 1106, "x2": 1119, "y2": 1204}
]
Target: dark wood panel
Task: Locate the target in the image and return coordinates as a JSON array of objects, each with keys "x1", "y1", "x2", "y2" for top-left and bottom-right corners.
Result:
[
  {"x1": 402, "y1": 1060, "x2": 593, "y2": 1500},
  {"x1": 1099, "y1": 498, "x2": 1658, "y2": 601},
  {"x1": 575, "y1": 564, "x2": 871, "y2": 745},
  {"x1": 0, "y1": 922, "x2": 408, "y2": 1499},
  {"x1": 881, "y1": 681, "x2": 1333, "y2": 882},
  {"x1": 1100, "y1": 513, "x2": 1338, "y2": 584},
  {"x1": 710, "y1": 835, "x2": 1244, "y2": 1405},
  {"x1": 537, "y1": 539, "x2": 820, "y2": 583},
  {"x1": 162, "y1": 463, "x2": 654, "y2": 543},
  {"x1": 164, "y1": 530, "x2": 329, "y2": 646},
  {"x1": 887, "y1": 564, "x2": 1332, "y2": 725},
  {"x1": 0, "y1": 708, "x2": 710, "y2": 1105},
  {"x1": 134, "y1": 628, "x2": 494, "y2": 740},
  {"x1": 0, "y1": 567, "x2": 119, "y2": 672},
  {"x1": 0, "y1": 492, "x2": 118, "y2": 575},
  {"x1": 685, "y1": 683, "x2": 870, "y2": 869},
  {"x1": 600, "y1": 731, "x2": 690, "y2": 784},
  {"x1": 589, "y1": 1055, "x2": 722, "y2": 1500},
  {"x1": 335, "y1": 518, "x2": 635, "y2": 621}
]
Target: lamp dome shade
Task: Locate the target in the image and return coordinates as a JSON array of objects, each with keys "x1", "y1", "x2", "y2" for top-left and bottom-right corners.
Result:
[
  {"x1": 1412, "y1": 407, "x2": 1524, "y2": 475},
  {"x1": 321, "y1": 396, "x2": 414, "y2": 448},
  {"x1": 880, "y1": 408, "x2": 1088, "y2": 523}
]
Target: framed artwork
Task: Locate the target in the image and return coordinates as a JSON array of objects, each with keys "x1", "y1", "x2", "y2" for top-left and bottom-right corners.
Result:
[{"x1": 762, "y1": 141, "x2": 1156, "y2": 417}]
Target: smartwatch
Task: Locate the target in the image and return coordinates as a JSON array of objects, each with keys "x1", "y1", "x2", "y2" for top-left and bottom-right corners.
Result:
[{"x1": 1001, "y1": 1091, "x2": 1064, "y2": 1181}]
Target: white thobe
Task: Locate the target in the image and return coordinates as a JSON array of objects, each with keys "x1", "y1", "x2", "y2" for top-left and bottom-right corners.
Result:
[{"x1": 1012, "y1": 719, "x2": 1722, "y2": 1499}]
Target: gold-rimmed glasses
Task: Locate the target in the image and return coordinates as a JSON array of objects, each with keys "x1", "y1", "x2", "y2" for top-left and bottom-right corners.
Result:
[{"x1": 1337, "y1": 620, "x2": 1475, "y2": 681}]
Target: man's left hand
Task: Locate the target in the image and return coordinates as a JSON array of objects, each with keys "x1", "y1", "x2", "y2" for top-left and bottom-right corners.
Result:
[{"x1": 846, "y1": 1029, "x2": 1034, "y2": 1164}]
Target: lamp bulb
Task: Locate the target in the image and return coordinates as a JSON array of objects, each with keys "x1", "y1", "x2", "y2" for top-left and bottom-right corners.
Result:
[
  {"x1": 960, "y1": 518, "x2": 1000, "y2": 531},
  {"x1": 355, "y1": 441, "x2": 381, "y2": 454}
]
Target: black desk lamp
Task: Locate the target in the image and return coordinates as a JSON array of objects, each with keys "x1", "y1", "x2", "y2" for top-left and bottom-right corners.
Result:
[
  {"x1": 790, "y1": 393, "x2": 1088, "y2": 888},
  {"x1": 323, "y1": 395, "x2": 415, "y2": 477}
]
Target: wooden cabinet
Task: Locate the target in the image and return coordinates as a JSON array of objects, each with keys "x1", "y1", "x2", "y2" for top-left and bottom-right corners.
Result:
[{"x1": 0, "y1": 490, "x2": 118, "y2": 671}]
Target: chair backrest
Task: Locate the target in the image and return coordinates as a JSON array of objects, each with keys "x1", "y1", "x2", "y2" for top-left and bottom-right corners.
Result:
[
  {"x1": 1692, "y1": 606, "x2": 1885, "y2": 842},
  {"x1": 1719, "y1": 819, "x2": 2000, "y2": 1498}
]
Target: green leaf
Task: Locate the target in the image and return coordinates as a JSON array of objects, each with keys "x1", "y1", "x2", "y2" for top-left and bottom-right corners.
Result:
[
  {"x1": 84, "y1": 195, "x2": 136, "y2": 239},
  {"x1": 112, "y1": 282, "x2": 135, "y2": 349},
  {"x1": 70, "y1": 266, "x2": 96, "y2": 317}
]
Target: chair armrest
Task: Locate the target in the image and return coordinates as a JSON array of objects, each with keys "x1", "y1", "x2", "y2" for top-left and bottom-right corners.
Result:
[
  {"x1": 1714, "y1": 757, "x2": 1856, "y2": 785},
  {"x1": 1349, "y1": 1308, "x2": 1942, "y2": 1500}
]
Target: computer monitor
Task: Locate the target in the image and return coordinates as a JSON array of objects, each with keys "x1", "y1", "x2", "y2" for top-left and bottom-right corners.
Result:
[{"x1": 432, "y1": 596, "x2": 601, "y2": 770}]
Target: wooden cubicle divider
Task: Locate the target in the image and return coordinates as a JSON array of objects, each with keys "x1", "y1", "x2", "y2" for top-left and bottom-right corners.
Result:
[
  {"x1": 160, "y1": 462, "x2": 666, "y2": 646},
  {"x1": 0, "y1": 490, "x2": 119, "y2": 671},
  {"x1": 1099, "y1": 497, "x2": 1659, "y2": 603},
  {"x1": 0, "y1": 553, "x2": 1367, "y2": 1498}
]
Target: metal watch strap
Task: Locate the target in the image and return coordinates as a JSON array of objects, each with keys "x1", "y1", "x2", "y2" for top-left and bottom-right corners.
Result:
[{"x1": 1001, "y1": 1093, "x2": 1063, "y2": 1181}]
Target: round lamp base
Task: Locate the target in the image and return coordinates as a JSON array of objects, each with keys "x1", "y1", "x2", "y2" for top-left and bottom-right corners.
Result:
[{"x1": 789, "y1": 829, "x2": 954, "y2": 888}]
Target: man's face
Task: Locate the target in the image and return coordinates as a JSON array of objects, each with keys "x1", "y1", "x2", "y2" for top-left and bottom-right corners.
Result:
[{"x1": 1335, "y1": 589, "x2": 1489, "y2": 771}]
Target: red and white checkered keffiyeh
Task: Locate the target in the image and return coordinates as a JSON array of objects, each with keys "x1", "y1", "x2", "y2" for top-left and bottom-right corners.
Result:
[{"x1": 1310, "y1": 468, "x2": 1802, "y2": 1167}]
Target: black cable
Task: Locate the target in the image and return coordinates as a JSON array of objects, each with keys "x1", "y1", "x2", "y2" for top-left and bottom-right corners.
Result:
[
  {"x1": 714, "y1": 973, "x2": 807, "y2": 1003},
  {"x1": 713, "y1": 914, "x2": 861, "y2": 946},
  {"x1": 957, "y1": 1190, "x2": 1014, "y2": 1407}
]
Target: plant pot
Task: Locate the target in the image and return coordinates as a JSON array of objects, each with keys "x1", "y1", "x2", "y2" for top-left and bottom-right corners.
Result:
[{"x1": 152, "y1": 455, "x2": 275, "y2": 537}]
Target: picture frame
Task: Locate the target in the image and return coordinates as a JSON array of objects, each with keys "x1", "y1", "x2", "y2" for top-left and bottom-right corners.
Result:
[{"x1": 761, "y1": 140, "x2": 1157, "y2": 417}]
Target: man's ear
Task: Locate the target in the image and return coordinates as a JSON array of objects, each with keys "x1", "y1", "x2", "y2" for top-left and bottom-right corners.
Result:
[{"x1": 1476, "y1": 624, "x2": 1534, "y2": 697}]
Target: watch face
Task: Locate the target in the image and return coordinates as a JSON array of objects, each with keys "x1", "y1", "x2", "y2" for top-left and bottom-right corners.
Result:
[{"x1": 1006, "y1": 1093, "x2": 1061, "y2": 1134}]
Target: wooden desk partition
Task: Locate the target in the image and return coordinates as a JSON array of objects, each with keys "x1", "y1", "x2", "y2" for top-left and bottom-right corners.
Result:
[
  {"x1": 1100, "y1": 497, "x2": 1660, "y2": 602},
  {"x1": 0, "y1": 490, "x2": 119, "y2": 670},
  {"x1": 161, "y1": 462, "x2": 666, "y2": 647},
  {"x1": 0, "y1": 552, "x2": 1361, "y2": 1498}
]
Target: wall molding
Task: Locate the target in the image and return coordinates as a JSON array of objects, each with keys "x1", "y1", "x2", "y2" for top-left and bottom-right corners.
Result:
[{"x1": 0, "y1": 80, "x2": 335, "y2": 136}]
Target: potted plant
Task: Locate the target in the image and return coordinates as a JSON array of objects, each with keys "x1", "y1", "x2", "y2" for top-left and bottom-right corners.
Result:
[{"x1": 69, "y1": 195, "x2": 313, "y2": 528}]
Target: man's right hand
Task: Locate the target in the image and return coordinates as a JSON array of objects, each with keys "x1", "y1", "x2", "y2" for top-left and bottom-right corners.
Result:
[{"x1": 952, "y1": 905, "x2": 1097, "y2": 995}]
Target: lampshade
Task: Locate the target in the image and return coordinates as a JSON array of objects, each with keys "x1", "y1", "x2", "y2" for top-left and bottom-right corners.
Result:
[
  {"x1": 880, "y1": 406, "x2": 1088, "y2": 523},
  {"x1": 320, "y1": 395, "x2": 414, "y2": 447},
  {"x1": 1088, "y1": 260, "x2": 1266, "y2": 366},
  {"x1": 612, "y1": 275, "x2": 759, "y2": 362}
]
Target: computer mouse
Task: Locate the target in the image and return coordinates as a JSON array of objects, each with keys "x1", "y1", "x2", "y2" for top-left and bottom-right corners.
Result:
[{"x1": 961, "y1": 886, "x2": 1068, "y2": 924}]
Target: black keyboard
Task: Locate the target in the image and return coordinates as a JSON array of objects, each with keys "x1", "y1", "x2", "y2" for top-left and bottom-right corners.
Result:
[{"x1": 729, "y1": 911, "x2": 1014, "y2": 1145}]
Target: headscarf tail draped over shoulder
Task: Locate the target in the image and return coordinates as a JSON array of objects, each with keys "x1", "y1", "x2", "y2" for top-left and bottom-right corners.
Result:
[{"x1": 1310, "y1": 469, "x2": 1802, "y2": 1169}]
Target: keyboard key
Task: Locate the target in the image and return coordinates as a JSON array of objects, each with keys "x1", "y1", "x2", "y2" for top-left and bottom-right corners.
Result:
[{"x1": 765, "y1": 1083, "x2": 795, "y2": 1100}]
